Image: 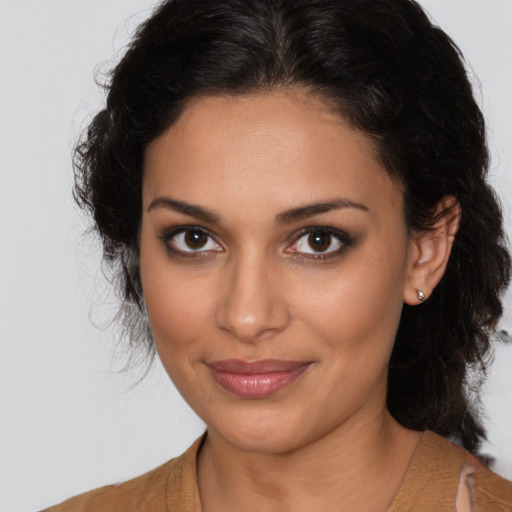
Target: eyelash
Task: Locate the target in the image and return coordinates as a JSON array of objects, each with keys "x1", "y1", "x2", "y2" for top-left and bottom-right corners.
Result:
[
  {"x1": 158, "y1": 225, "x2": 354, "y2": 260},
  {"x1": 286, "y1": 226, "x2": 354, "y2": 260},
  {"x1": 158, "y1": 225, "x2": 222, "y2": 258}
]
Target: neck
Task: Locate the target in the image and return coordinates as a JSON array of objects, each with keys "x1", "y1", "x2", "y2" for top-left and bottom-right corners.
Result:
[{"x1": 197, "y1": 407, "x2": 421, "y2": 512}]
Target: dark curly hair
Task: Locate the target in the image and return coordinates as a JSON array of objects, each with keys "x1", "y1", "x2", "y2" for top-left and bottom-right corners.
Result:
[{"x1": 74, "y1": 0, "x2": 510, "y2": 454}]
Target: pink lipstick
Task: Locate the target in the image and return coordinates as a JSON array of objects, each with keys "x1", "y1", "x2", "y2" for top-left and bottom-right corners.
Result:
[{"x1": 206, "y1": 359, "x2": 311, "y2": 398}]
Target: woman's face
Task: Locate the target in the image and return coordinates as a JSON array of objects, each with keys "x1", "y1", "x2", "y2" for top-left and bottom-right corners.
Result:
[{"x1": 140, "y1": 91, "x2": 415, "y2": 454}]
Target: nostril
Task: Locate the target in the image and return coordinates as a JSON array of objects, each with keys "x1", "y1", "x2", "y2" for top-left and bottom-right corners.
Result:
[
  {"x1": 214, "y1": 260, "x2": 291, "y2": 342},
  {"x1": 215, "y1": 306, "x2": 290, "y2": 343},
  {"x1": 215, "y1": 292, "x2": 290, "y2": 343}
]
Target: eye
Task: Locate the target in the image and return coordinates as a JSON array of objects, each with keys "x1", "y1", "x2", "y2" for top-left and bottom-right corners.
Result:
[
  {"x1": 286, "y1": 227, "x2": 353, "y2": 258},
  {"x1": 160, "y1": 227, "x2": 222, "y2": 255},
  {"x1": 296, "y1": 230, "x2": 342, "y2": 254}
]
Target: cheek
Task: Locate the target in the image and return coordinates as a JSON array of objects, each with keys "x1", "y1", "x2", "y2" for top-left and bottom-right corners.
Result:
[
  {"x1": 142, "y1": 268, "x2": 217, "y2": 400},
  {"x1": 139, "y1": 232, "x2": 212, "y2": 364},
  {"x1": 289, "y1": 238, "x2": 408, "y2": 365},
  {"x1": 143, "y1": 272, "x2": 211, "y2": 350}
]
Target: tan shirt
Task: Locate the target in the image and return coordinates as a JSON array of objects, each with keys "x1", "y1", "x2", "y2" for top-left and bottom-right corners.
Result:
[{"x1": 43, "y1": 431, "x2": 512, "y2": 512}]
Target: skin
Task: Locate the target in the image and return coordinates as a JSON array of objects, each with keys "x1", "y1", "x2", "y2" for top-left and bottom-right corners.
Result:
[{"x1": 140, "y1": 90, "x2": 459, "y2": 511}]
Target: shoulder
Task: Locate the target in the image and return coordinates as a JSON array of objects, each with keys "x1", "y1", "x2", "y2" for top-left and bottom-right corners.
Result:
[
  {"x1": 430, "y1": 432, "x2": 512, "y2": 510},
  {"x1": 40, "y1": 458, "x2": 174, "y2": 512},
  {"x1": 423, "y1": 431, "x2": 512, "y2": 511},
  {"x1": 390, "y1": 430, "x2": 512, "y2": 512},
  {"x1": 465, "y1": 451, "x2": 512, "y2": 511},
  {"x1": 41, "y1": 435, "x2": 204, "y2": 512}
]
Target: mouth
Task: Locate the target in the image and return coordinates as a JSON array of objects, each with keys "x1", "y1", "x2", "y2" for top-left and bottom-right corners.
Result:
[{"x1": 206, "y1": 359, "x2": 312, "y2": 399}]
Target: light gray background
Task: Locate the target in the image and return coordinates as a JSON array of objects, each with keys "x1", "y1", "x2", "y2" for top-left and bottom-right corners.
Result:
[{"x1": 1, "y1": 1, "x2": 511, "y2": 511}]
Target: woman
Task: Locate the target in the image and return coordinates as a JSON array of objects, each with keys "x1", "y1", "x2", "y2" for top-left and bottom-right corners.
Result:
[{"x1": 44, "y1": 0, "x2": 512, "y2": 510}]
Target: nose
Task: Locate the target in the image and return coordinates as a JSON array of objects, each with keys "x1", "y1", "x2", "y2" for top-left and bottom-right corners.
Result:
[{"x1": 215, "y1": 254, "x2": 291, "y2": 343}]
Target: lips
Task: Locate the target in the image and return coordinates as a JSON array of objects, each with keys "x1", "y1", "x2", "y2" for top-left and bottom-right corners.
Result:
[{"x1": 206, "y1": 359, "x2": 311, "y2": 398}]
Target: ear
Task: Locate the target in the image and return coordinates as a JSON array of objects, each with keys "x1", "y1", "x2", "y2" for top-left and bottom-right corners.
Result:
[{"x1": 403, "y1": 196, "x2": 461, "y2": 305}]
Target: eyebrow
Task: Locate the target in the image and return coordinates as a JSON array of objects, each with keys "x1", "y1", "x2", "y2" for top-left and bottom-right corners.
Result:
[
  {"x1": 147, "y1": 196, "x2": 369, "y2": 225},
  {"x1": 147, "y1": 197, "x2": 221, "y2": 224},
  {"x1": 275, "y1": 198, "x2": 369, "y2": 225}
]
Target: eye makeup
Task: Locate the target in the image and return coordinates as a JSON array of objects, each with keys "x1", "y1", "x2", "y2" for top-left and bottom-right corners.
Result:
[
  {"x1": 157, "y1": 224, "x2": 355, "y2": 262},
  {"x1": 157, "y1": 225, "x2": 223, "y2": 258},
  {"x1": 285, "y1": 226, "x2": 355, "y2": 261}
]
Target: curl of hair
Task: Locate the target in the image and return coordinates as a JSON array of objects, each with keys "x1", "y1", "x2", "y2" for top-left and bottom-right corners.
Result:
[{"x1": 74, "y1": 0, "x2": 511, "y2": 453}]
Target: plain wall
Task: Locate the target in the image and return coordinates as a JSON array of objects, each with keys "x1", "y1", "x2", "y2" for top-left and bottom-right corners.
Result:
[{"x1": 0, "y1": 1, "x2": 511, "y2": 510}]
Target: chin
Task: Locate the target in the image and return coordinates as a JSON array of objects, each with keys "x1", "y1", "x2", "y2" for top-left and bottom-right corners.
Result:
[
  {"x1": 219, "y1": 428, "x2": 302, "y2": 455},
  {"x1": 205, "y1": 406, "x2": 320, "y2": 456}
]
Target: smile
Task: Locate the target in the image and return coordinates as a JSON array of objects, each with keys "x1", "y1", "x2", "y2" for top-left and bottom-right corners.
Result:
[{"x1": 206, "y1": 359, "x2": 311, "y2": 399}]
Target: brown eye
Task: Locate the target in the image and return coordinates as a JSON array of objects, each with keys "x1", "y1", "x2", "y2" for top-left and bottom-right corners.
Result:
[
  {"x1": 288, "y1": 227, "x2": 350, "y2": 258},
  {"x1": 185, "y1": 230, "x2": 208, "y2": 249},
  {"x1": 308, "y1": 231, "x2": 331, "y2": 252},
  {"x1": 165, "y1": 228, "x2": 222, "y2": 254}
]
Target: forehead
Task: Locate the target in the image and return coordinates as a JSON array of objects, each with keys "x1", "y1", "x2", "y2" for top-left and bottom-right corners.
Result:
[{"x1": 143, "y1": 91, "x2": 403, "y2": 219}]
